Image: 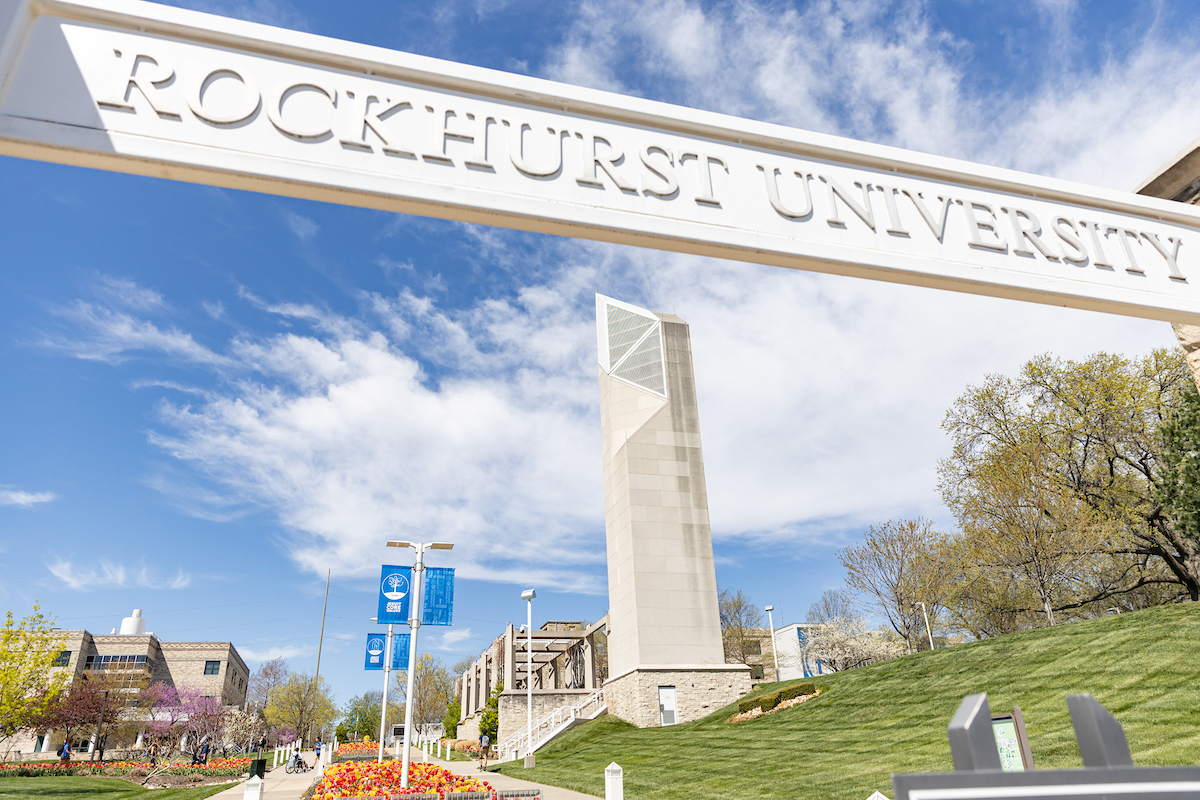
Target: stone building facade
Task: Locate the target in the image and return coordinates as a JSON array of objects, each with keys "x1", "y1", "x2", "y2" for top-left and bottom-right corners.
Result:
[{"x1": 7, "y1": 609, "x2": 249, "y2": 758}]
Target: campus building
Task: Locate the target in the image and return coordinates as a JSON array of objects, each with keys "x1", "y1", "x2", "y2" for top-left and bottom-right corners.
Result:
[{"x1": 8, "y1": 609, "x2": 249, "y2": 758}]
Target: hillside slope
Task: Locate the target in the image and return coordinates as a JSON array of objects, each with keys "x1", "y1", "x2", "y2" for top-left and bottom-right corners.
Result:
[{"x1": 496, "y1": 603, "x2": 1200, "y2": 800}]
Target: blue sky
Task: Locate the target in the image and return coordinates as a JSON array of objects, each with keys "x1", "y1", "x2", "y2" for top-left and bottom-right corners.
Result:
[{"x1": 4, "y1": 0, "x2": 1200, "y2": 704}]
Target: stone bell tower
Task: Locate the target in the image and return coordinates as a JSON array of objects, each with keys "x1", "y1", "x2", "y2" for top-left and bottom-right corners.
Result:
[{"x1": 595, "y1": 294, "x2": 750, "y2": 727}]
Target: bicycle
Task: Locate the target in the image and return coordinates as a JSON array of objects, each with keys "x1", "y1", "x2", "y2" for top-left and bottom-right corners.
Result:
[{"x1": 284, "y1": 751, "x2": 309, "y2": 774}]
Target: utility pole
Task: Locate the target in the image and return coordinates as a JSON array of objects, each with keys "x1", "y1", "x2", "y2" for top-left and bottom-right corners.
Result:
[{"x1": 313, "y1": 568, "x2": 330, "y2": 739}]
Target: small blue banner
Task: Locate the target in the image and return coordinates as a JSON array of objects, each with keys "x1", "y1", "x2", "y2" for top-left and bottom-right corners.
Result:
[
  {"x1": 422, "y1": 567, "x2": 455, "y2": 626},
  {"x1": 364, "y1": 633, "x2": 386, "y2": 670},
  {"x1": 391, "y1": 633, "x2": 411, "y2": 669},
  {"x1": 377, "y1": 565, "x2": 412, "y2": 624}
]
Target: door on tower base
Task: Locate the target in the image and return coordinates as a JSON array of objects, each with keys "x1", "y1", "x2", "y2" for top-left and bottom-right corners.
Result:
[{"x1": 658, "y1": 686, "x2": 677, "y2": 726}]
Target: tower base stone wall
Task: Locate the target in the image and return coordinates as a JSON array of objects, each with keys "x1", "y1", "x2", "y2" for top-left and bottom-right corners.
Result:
[{"x1": 604, "y1": 665, "x2": 751, "y2": 728}]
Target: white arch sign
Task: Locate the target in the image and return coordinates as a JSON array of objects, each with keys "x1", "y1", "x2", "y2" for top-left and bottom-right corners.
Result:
[{"x1": 3, "y1": 0, "x2": 1200, "y2": 321}]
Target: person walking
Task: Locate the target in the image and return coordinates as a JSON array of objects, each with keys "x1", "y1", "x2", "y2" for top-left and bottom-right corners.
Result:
[
  {"x1": 477, "y1": 732, "x2": 490, "y2": 771},
  {"x1": 58, "y1": 741, "x2": 71, "y2": 764},
  {"x1": 314, "y1": 739, "x2": 322, "y2": 765}
]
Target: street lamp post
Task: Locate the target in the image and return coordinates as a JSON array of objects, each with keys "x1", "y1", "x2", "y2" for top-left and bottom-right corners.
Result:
[
  {"x1": 521, "y1": 588, "x2": 536, "y2": 768},
  {"x1": 388, "y1": 540, "x2": 454, "y2": 789},
  {"x1": 369, "y1": 617, "x2": 393, "y2": 764},
  {"x1": 765, "y1": 605, "x2": 779, "y2": 683},
  {"x1": 914, "y1": 601, "x2": 935, "y2": 652}
]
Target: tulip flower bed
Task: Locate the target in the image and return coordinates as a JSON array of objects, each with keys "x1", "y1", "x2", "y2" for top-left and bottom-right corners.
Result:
[
  {"x1": 313, "y1": 760, "x2": 493, "y2": 799},
  {"x1": 0, "y1": 756, "x2": 252, "y2": 778},
  {"x1": 334, "y1": 741, "x2": 383, "y2": 762}
]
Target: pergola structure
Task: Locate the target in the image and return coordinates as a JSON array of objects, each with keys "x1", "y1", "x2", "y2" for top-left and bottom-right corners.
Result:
[{"x1": 459, "y1": 618, "x2": 607, "y2": 725}]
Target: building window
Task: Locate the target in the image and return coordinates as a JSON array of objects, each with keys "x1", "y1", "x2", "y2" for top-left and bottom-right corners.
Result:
[
  {"x1": 84, "y1": 654, "x2": 147, "y2": 669},
  {"x1": 52, "y1": 651, "x2": 71, "y2": 667},
  {"x1": 750, "y1": 664, "x2": 765, "y2": 680},
  {"x1": 744, "y1": 640, "x2": 762, "y2": 655},
  {"x1": 204, "y1": 661, "x2": 220, "y2": 675}
]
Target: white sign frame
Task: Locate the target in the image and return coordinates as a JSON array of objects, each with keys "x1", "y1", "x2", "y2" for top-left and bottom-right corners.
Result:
[{"x1": 3, "y1": 0, "x2": 1200, "y2": 321}]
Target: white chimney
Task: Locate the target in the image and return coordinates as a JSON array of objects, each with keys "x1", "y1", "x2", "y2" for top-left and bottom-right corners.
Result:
[{"x1": 119, "y1": 609, "x2": 146, "y2": 636}]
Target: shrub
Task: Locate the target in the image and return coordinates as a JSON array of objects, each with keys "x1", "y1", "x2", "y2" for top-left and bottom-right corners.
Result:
[
  {"x1": 130, "y1": 767, "x2": 148, "y2": 777},
  {"x1": 737, "y1": 682, "x2": 818, "y2": 714},
  {"x1": 187, "y1": 773, "x2": 205, "y2": 783}
]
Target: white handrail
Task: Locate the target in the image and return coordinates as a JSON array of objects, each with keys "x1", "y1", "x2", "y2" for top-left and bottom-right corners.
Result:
[{"x1": 498, "y1": 688, "x2": 604, "y2": 760}]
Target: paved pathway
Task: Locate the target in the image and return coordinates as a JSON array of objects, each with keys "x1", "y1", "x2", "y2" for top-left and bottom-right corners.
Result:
[
  {"x1": 429, "y1": 752, "x2": 599, "y2": 800},
  {"x1": 207, "y1": 752, "x2": 323, "y2": 800},
  {"x1": 206, "y1": 749, "x2": 599, "y2": 800}
]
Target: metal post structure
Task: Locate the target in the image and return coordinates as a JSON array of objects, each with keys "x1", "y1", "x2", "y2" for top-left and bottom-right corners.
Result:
[
  {"x1": 377, "y1": 622, "x2": 393, "y2": 763},
  {"x1": 521, "y1": 588, "x2": 536, "y2": 765},
  {"x1": 765, "y1": 605, "x2": 779, "y2": 683},
  {"x1": 314, "y1": 568, "x2": 330, "y2": 738},
  {"x1": 400, "y1": 543, "x2": 426, "y2": 788},
  {"x1": 385, "y1": 540, "x2": 452, "y2": 789},
  {"x1": 916, "y1": 601, "x2": 935, "y2": 652}
]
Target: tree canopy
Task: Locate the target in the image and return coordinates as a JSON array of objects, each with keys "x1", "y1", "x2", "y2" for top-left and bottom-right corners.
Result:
[{"x1": 0, "y1": 606, "x2": 68, "y2": 742}]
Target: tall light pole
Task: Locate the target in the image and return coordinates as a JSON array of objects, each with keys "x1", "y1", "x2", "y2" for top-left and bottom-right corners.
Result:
[
  {"x1": 369, "y1": 616, "x2": 393, "y2": 764},
  {"x1": 389, "y1": 540, "x2": 454, "y2": 788},
  {"x1": 914, "y1": 601, "x2": 935, "y2": 652},
  {"x1": 765, "y1": 605, "x2": 779, "y2": 683},
  {"x1": 521, "y1": 588, "x2": 536, "y2": 768}
]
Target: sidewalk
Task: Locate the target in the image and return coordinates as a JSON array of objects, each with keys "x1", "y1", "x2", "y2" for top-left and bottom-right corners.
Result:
[
  {"x1": 207, "y1": 751, "x2": 322, "y2": 800},
  {"x1": 205, "y1": 749, "x2": 599, "y2": 800},
  {"x1": 429, "y1": 752, "x2": 599, "y2": 800}
]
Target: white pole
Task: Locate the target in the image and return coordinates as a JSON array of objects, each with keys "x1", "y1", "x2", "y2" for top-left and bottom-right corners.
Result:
[
  {"x1": 527, "y1": 597, "x2": 533, "y2": 755},
  {"x1": 400, "y1": 544, "x2": 426, "y2": 789},
  {"x1": 766, "y1": 606, "x2": 779, "y2": 682},
  {"x1": 920, "y1": 601, "x2": 935, "y2": 651},
  {"x1": 378, "y1": 623, "x2": 393, "y2": 763}
]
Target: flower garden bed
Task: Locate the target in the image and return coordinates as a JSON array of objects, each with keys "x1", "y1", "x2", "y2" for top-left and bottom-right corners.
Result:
[
  {"x1": 726, "y1": 688, "x2": 822, "y2": 723},
  {"x1": 334, "y1": 741, "x2": 385, "y2": 762},
  {"x1": 313, "y1": 760, "x2": 493, "y2": 799},
  {"x1": 0, "y1": 756, "x2": 252, "y2": 778}
]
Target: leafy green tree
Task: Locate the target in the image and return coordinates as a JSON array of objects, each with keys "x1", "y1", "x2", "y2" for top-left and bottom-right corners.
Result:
[
  {"x1": 1154, "y1": 379, "x2": 1200, "y2": 587},
  {"x1": 341, "y1": 690, "x2": 400, "y2": 741},
  {"x1": 718, "y1": 588, "x2": 763, "y2": 665},
  {"x1": 0, "y1": 606, "x2": 68, "y2": 743},
  {"x1": 479, "y1": 682, "x2": 501, "y2": 742},
  {"x1": 838, "y1": 519, "x2": 950, "y2": 653},
  {"x1": 393, "y1": 654, "x2": 453, "y2": 737},
  {"x1": 265, "y1": 673, "x2": 336, "y2": 743},
  {"x1": 941, "y1": 350, "x2": 1198, "y2": 608},
  {"x1": 441, "y1": 697, "x2": 460, "y2": 739}
]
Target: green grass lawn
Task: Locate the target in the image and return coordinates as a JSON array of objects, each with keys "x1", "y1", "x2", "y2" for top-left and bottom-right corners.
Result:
[
  {"x1": 0, "y1": 777, "x2": 232, "y2": 800},
  {"x1": 498, "y1": 603, "x2": 1200, "y2": 800}
]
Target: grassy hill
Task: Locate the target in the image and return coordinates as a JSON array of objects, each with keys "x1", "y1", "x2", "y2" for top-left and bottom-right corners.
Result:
[{"x1": 495, "y1": 603, "x2": 1200, "y2": 800}]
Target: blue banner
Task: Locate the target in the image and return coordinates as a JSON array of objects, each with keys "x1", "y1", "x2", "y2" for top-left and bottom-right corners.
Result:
[
  {"x1": 391, "y1": 633, "x2": 411, "y2": 669},
  {"x1": 364, "y1": 633, "x2": 386, "y2": 670},
  {"x1": 422, "y1": 567, "x2": 455, "y2": 626},
  {"x1": 377, "y1": 565, "x2": 412, "y2": 624}
]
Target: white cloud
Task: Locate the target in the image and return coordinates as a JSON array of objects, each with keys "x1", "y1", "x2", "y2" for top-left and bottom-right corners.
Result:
[
  {"x1": 541, "y1": 0, "x2": 1200, "y2": 190},
  {"x1": 282, "y1": 209, "x2": 320, "y2": 242},
  {"x1": 438, "y1": 628, "x2": 474, "y2": 649},
  {"x1": 95, "y1": 274, "x2": 167, "y2": 311},
  {"x1": 44, "y1": 301, "x2": 231, "y2": 366},
  {"x1": 47, "y1": 559, "x2": 192, "y2": 590},
  {"x1": 0, "y1": 488, "x2": 57, "y2": 508},
  {"x1": 239, "y1": 644, "x2": 312, "y2": 662}
]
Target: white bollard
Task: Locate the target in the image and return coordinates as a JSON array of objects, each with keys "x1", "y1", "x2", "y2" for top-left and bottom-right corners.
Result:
[
  {"x1": 243, "y1": 775, "x2": 263, "y2": 800},
  {"x1": 605, "y1": 762, "x2": 623, "y2": 800}
]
